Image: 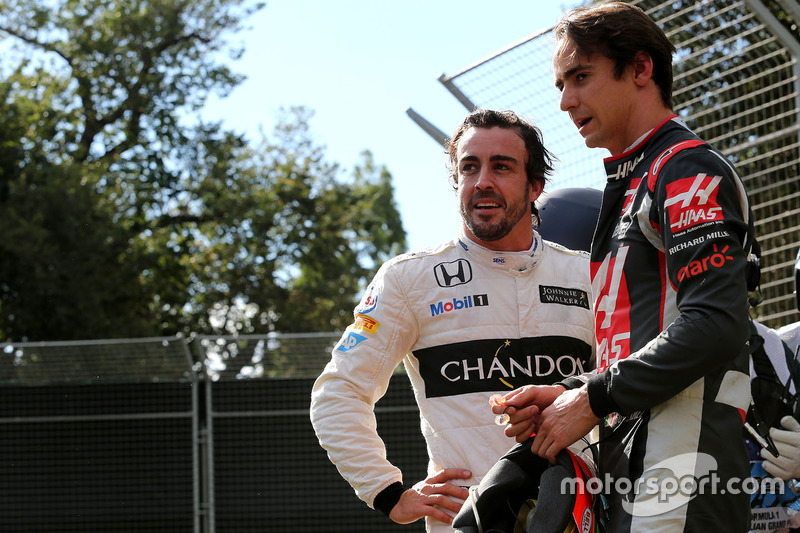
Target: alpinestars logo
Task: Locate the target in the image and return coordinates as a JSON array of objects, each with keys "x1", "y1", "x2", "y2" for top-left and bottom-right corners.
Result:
[{"x1": 664, "y1": 174, "x2": 723, "y2": 232}]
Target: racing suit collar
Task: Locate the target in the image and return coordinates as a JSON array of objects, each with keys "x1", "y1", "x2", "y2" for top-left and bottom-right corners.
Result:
[
  {"x1": 457, "y1": 230, "x2": 541, "y2": 273},
  {"x1": 603, "y1": 114, "x2": 681, "y2": 166},
  {"x1": 603, "y1": 116, "x2": 689, "y2": 182}
]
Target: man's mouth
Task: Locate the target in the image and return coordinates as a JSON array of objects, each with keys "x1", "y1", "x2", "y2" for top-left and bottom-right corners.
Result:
[
  {"x1": 475, "y1": 201, "x2": 501, "y2": 210},
  {"x1": 576, "y1": 116, "x2": 592, "y2": 130}
]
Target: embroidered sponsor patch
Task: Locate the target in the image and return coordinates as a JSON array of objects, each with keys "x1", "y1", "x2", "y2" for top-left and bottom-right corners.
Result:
[
  {"x1": 433, "y1": 259, "x2": 472, "y2": 287},
  {"x1": 539, "y1": 286, "x2": 590, "y2": 309},
  {"x1": 414, "y1": 336, "x2": 593, "y2": 398},
  {"x1": 355, "y1": 287, "x2": 378, "y2": 314},
  {"x1": 664, "y1": 174, "x2": 724, "y2": 232},
  {"x1": 353, "y1": 314, "x2": 379, "y2": 334},
  {"x1": 676, "y1": 243, "x2": 734, "y2": 282},
  {"x1": 336, "y1": 331, "x2": 367, "y2": 352},
  {"x1": 429, "y1": 294, "x2": 489, "y2": 317}
]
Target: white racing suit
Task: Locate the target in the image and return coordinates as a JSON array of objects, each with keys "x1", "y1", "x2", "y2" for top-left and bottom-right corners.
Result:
[{"x1": 310, "y1": 231, "x2": 595, "y2": 532}]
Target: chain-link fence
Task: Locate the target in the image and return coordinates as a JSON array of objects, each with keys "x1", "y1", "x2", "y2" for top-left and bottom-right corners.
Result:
[
  {"x1": 427, "y1": 0, "x2": 800, "y2": 328},
  {"x1": 0, "y1": 334, "x2": 428, "y2": 532}
]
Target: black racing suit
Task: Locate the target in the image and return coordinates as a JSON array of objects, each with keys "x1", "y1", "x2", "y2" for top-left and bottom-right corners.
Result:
[{"x1": 578, "y1": 116, "x2": 754, "y2": 532}]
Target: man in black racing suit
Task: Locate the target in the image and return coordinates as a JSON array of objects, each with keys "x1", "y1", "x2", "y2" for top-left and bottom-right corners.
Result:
[
  {"x1": 494, "y1": 3, "x2": 756, "y2": 532},
  {"x1": 582, "y1": 113, "x2": 755, "y2": 532}
]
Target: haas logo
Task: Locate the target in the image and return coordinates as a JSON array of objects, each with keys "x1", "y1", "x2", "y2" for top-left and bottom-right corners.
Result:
[{"x1": 665, "y1": 174, "x2": 724, "y2": 232}]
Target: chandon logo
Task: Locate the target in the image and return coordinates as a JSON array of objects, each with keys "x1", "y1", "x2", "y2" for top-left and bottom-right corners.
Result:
[
  {"x1": 414, "y1": 336, "x2": 593, "y2": 398},
  {"x1": 677, "y1": 244, "x2": 733, "y2": 282}
]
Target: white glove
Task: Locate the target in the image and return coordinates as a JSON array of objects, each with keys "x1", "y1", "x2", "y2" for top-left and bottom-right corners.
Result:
[{"x1": 761, "y1": 415, "x2": 800, "y2": 480}]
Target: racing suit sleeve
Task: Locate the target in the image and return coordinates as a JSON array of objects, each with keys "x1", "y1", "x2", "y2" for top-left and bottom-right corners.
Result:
[
  {"x1": 560, "y1": 372, "x2": 595, "y2": 390},
  {"x1": 310, "y1": 260, "x2": 418, "y2": 510},
  {"x1": 587, "y1": 147, "x2": 752, "y2": 417}
]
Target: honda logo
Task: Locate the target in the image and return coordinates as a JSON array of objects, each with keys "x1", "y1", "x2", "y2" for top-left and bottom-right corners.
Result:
[{"x1": 434, "y1": 259, "x2": 473, "y2": 287}]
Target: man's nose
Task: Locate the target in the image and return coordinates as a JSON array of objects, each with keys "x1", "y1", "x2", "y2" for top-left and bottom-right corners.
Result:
[
  {"x1": 560, "y1": 86, "x2": 577, "y2": 112},
  {"x1": 475, "y1": 167, "x2": 495, "y2": 189}
]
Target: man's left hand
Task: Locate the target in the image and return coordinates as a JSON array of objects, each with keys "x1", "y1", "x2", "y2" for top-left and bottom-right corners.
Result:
[
  {"x1": 762, "y1": 416, "x2": 800, "y2": 480},
  {"x1": 491, "y1": 385, "x2": 563, "y2": 443},
  {"x1": 529, "y1": 385, "x2": 599, "y2": 463}
]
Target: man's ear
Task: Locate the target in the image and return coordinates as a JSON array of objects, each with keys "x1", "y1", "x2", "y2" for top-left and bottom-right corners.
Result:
[
  {"x1": 529, "y1": 179, "x2": 544, "y2": 205},
  {"x1": 632, "y1": 50, "x2": 654, "y2": 87}
]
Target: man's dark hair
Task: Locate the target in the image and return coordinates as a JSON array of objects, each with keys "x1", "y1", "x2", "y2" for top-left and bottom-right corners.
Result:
[
  {"x1": 554, "y1": 1, "x2": 677, "y2": 109},
  {"x1": 447, "y1": 109, "x2": 554, "y2": 191}
]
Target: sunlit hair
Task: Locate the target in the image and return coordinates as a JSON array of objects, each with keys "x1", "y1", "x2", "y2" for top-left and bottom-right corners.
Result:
[
  {"x1": 554, "y1": 1, "x2": 676, "y2": 109},
  {"x1": 447, "y1": 109, "x2": 554, "y2": 191}
]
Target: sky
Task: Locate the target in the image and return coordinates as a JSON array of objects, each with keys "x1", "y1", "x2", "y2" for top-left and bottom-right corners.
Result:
[{"x1": 203, "y1": 0, "x2": 584, "y2": 251}]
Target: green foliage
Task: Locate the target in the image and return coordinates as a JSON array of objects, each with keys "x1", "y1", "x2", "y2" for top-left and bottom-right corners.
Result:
[{"x1": 0, "y1": 0, "x2": 406, "y2": 341}]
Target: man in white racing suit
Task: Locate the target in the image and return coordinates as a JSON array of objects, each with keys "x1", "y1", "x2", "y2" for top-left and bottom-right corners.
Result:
[{"x1": 310, "y1": 109, "x2": 595, "y2": 532}]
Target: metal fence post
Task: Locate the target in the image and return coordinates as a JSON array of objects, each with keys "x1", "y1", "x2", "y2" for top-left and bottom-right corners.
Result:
[{"x1": 186, "y1": 336, "x2": 215, "y2": 533}]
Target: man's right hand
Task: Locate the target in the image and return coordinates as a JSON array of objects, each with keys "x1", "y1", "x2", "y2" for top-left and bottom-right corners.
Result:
[
  {"x1": 388, "y1": 468, "x2": 472, "y2": 526},
  {"x1": 491, "y1": 384, "x2": 565, "y2": 442}
]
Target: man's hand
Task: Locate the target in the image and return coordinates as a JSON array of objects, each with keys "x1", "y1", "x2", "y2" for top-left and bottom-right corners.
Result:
[
  {"x1": 388, "y1": 468, "x2": 472, "y2": 526},
  {"x1": 530, "y1": 385, "x2": 599, "y2": 462},
  {"x1": 761, "y1": 416, "x2": 800, "y2": 480},
  {"x1": 490, "y1": 385, "x2": 565, "y2": 443}
]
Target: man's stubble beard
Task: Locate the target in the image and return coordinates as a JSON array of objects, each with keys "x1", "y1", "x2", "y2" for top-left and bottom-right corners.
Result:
[{"x1": 460, "y1": 185, "x2": 531, "y2": 242}]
